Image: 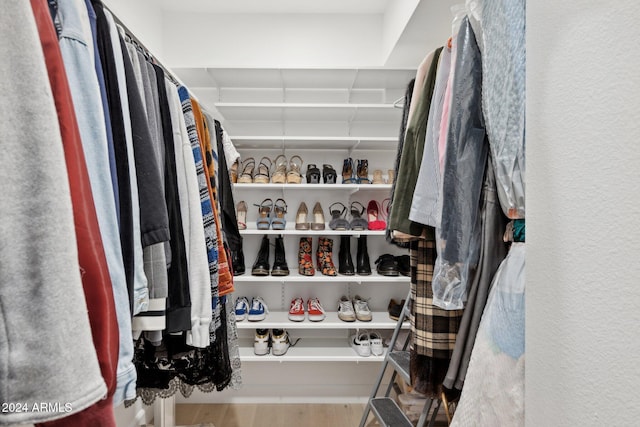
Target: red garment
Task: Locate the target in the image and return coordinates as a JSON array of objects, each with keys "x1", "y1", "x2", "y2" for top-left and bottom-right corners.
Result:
[{"x1": 31, "y1": 0, "x2": 119, "y2": 425}]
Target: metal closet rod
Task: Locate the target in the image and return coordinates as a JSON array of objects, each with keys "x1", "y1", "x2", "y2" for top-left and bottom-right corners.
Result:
[{"x1": 103, "y1": 4, "x2": 197, "y2": 102}]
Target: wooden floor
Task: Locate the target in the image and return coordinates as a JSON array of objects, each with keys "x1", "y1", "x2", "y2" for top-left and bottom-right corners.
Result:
[
  {"x1": 174, "y1": 403, "x2": 448, "y2": 427},
  {"x1": 175, "y1": 403, "x2": 370, "y2": 427}
]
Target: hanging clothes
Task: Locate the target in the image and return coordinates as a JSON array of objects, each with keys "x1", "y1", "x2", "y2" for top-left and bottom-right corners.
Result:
[
  {"x1": 387, "y1": 47, "x2": 443, "y2": 240},
  {"x1": 431, "y1": 16, "x2": 489, "y2": 310},
  {"x1": 409, "y1": 239, "x2": 464, "y2": 398},
  {"x1": 385, "y1": 79, "x2": 414, "y2": 247},
  {"x1": 0, "y1": 2, "x2": 106, "y2": 424},
  {"x1": 56, "y1": 0, "x2": 136, "y2": 404}
]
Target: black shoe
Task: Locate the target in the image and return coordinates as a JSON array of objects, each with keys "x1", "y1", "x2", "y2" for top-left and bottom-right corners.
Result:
[
  {"x1": 356, "y1": 235, "x2": 371, "y2": 275},
  {"x1": 252, "y1": 235, "x2": 270, "y2": 276},
  {"x1": 306, "y1": 164, "x2": 320, "y2": 184},
  {"x1": 395, "y1": 255, "x2": 410, "y2": 277},
  {"x1": 231, "y1": 246, "x2": 245, "y2": 276},
  {"x1": 387, "y1": 299, "x2": 406, "y2": 321},
  {"x1": 271, "y1": 236, "x2": 290, "y2": 276},
  {"x1": 375, "y1": 254, "x2": 399, "y2": 276},
  {"x1": 323, "y1": 164, "x2": 337, "y2": 184},
  {"x1": 338, "y1": 236, "x2": 355, "y2": 275}
]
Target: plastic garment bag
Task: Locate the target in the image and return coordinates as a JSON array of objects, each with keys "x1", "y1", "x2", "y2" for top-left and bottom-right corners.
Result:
[
  {"x1": 450, "y1": 243, "x2": 525, "y2": 426},
  {"x1": 431, "y1": 16, "x2": 488, "y2": 310}
]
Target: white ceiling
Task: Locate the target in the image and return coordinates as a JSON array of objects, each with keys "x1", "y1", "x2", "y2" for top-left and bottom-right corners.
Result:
[{"x1": 161, "y1": 0, "x2": 391, "y2": 14}]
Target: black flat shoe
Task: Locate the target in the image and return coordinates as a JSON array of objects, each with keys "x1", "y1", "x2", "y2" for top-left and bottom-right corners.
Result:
[
  {"x1": 375, "y1": 254, "x2": 399, "y2": 276},
  {"x1": 323, "y1": 164, "x2": 337, "y2": 184}
]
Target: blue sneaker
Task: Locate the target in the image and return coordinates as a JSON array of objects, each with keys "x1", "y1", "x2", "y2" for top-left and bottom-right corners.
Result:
[
  {"x1": 248, "y1": 296, "x2": 269, "y2": 321},
  {"x1": 235, "y1": 297, "x2": 250, "y2": 321}
]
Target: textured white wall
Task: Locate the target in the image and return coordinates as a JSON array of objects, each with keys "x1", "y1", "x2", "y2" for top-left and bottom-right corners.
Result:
[{"x1": 527, "y1": 2, "x2": 640, "y2": 426}]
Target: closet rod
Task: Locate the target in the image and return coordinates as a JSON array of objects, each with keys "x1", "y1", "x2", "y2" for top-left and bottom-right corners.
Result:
[{"x1": 103, "y1": 4, "x2": 198, "y2": 102}]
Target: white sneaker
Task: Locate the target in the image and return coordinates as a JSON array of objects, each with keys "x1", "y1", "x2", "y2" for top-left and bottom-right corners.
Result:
[
  {"x1": 350, "y1": 331, "x2": 371, "y2": 357},
  {"x1": 307, "y1": 297, "x2": 326, "y2": 322},
  {"x1": 271, "y1": 329, "x2": 291, "y2": 356},
  {"x1": 353, "y1": 295, "x2": 372, "y2": 322},
  {"x1": 369, "y1": 331, "x2": 384, "y2": 356},
  {"x1": 248, "y1": 296, "x2": 269, "y2": 321},
  {"x1": 254, "y1": 329, "x2": 270, "y2": 355},
  {"x1": 338, "y1": 295, "x2": 356, "y2": 322},
  {"x1": 235, "y1": 296, "x2": 250, "y2": 321}
]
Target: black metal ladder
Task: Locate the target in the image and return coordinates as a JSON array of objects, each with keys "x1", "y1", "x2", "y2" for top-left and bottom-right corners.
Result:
[{"x1": 359, "y1": 294, "x2": 442, "y2": 427}]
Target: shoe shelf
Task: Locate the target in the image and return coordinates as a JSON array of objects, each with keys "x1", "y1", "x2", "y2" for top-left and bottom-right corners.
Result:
[
  {"x1": 239, "y1": 225, "x2": 386, "y2": 236},
  {"x1": 233, "y1": 183, "x2": 392, "y2": 191},
  {"x1": 231, "y1": 136, "x2": 398, "y2": 151},
  {"x1": 233, "y1": 271, "x2": 407, "y2": 283},
  {"x1": 237, "y1": 338, "x2": 386, "y2": 363},
  {"x1": 235, "y1": 311, "x2": 409, "y2": 330}
]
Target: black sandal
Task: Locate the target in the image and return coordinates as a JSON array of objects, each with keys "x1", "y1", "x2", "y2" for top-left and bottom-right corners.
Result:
[
  {"x1": 306, "y1": 164, "x2": 321, "y2": 184},
  {"x1": 323, "y1": 164, "x2": 337, "y2": 184},
  {"x1": 349, "y1": 201, "x2": 368, "y2": 231},
  {"x1": 328, "y1": 202, "x2": 350, "y2": 230}
]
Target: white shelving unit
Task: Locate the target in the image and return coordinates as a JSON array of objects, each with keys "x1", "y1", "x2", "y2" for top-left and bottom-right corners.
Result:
[
  {"x1": 235, "y1": 311, "x2": 408, "y2": 330},
  {"x1": 233, "y1": 272, "x2": 406, "y2": 283}
]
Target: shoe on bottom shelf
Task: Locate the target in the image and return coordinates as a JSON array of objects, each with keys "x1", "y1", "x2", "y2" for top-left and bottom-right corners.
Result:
[
  {"x1": 369, "y1": 331, "x2": 384, "y2": 356},
  {"x1": 338, "y1": 296, "x2": 356, "y2": 322},
  {"x1": 350, "y1": 331, "x2": 371, "y2": 357},
  {"x1": 307, "y1": 297, "x2": 326, "y2": 322},
  {"x1": 235, "y1": 296, "x2": 250, "y2": 321},
  {"x1": 254, "y1": 329, "x2": 270, "y2": 355},
  {"x1": 248, "y1": 296, "x2": 269, "y2": 321},
  {"x1": 271, "y1": 329, "x2": 292, "y2": 356}
]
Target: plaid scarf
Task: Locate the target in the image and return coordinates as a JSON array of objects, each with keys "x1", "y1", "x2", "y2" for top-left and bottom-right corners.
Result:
[{"x1": 410, "y1": 239, "x2": 463, "y2": 358}]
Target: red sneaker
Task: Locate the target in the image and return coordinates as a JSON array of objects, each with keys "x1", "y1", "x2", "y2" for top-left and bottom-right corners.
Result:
[
  {"x1": 307, "y1": 297, "x2": 326, "y2": 322},
  {"x1": 288, "y1": 297, "x2": 305, "y2": 322}
]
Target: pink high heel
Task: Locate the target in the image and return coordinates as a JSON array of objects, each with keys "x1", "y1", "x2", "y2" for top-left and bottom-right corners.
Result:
[{"x1": 367, "y1": 200, "x2": 386, "y2": 230}]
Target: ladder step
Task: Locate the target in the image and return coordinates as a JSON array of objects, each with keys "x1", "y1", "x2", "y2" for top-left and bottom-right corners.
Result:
[
  {"x1": 369, "y1": 397, "x2": 413, "y2": 427},
  {"x1": 388, "y1": 350, "x2": 411, "y2": 384}
]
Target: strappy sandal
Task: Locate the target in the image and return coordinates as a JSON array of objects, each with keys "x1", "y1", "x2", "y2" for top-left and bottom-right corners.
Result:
[
  {"x1": 342, "y1": 158, "x2": 356, "y2": 184},
  {"x1": 237, "y1": 157, "x2": 255, "y2": 183},
  {"x1": 287, "y1": 155, "x2": 303, "y2": 184},
  {"x1": 236, "y1": 201, "x2": 248, "y2": 230},
  {"x1": 271, "y1": 198, "x2": 288, "y2": 230},
  {"x1": 349, "y1": 201, "x2": 368, "y2": 231},
  {"x1": 323, "y1": 164, "x2": 337, "y2": 184},
  {"x1": 230, "y1": 159, "x2": 240, "y2": 184},
  {"x1": 254, "y1": 198, "x2": 273, "y2": 230},
  {"x1": 357, "y1": 159, "x2": 371, "y2": 184},
  {"x1": 254, "y1": 157, "x2": 272, "y2": 184},
  {"x1": 329, "y1": 202, "x2": 350, "y2": 230},
  {"x1": 372, "y1": 169, "x2": 384, "y2": 184},
  {"x1": 306, "y1": 164, "x2": 320, "y2": 184},
  {"x1": 272, "y1": 154, "x2": 287, "y2": 184}
]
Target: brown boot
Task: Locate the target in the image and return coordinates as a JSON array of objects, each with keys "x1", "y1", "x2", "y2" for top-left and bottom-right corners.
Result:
[
  {"x1": 316, "y1": 237, "x2": 337, "y2": 276},
  {"x1": 298, "y1": 237, "x2": 315, "y2": 276}
]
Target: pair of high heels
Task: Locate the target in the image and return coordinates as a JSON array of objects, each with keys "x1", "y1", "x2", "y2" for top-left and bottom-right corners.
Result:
[
  {"x1": 342, "y1": 158, "x2": 371, "y2": 184},
  {"x1": 327, "y1": 202, "x2": 368, "y2": 231},
  {"x1": 237, "y1": 198, "x2": 288, "y2": 230},
  {"x1": 272, "y1": 155, "x2": 303, "y2": 184},
  {"x1": 295, "y1": 202, "x2": 325, "y2": 230},
  {"x1": 306, "y1": 164, "x2": 337, "y2": 184}
]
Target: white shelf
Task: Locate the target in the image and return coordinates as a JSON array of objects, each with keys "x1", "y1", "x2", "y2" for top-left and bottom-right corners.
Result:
[
  {"x1": 239, "y1": 226, "x2": 386, "y2": 236},
  {"x1": 237, "y1": 338, "x2": 386, "y2": 362},
  {"x1": 215, "y1": 102, "x2": 396, "y2": 109},
  {"x1": 233, "y1": 183, "x2": 391, "y2": 190},
  {"x1": 235, "y1": 311, "x2": 408, "y2": 330},
  {"x1": 215, "y1": 103, "x2": 399, "y2": 122},
  {"x1": 233, "y1": 271, "x2": 407, "y2": 283},
  {"x1": 230, "y1": 136, "x2": 398, "y2": 151}
]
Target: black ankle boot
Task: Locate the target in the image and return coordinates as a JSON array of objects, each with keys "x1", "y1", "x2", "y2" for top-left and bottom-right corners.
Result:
[
  {"x1": 252, "y1": 235, "x2": 270, "y2": 276},
  {"x1": 338, "y1": 236, "x2": 355, "y2": 275},
  {"x1": 231, "y1": 244, "x2": 245, "y2": 276},
  {"x1": 356, "y1": 235, "x2": 371, "y2": 275},
  {"x1": 271, "y1": 236, "x2": 290, "y2": 276}
]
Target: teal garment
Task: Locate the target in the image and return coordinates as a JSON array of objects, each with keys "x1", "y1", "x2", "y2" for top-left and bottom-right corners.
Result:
[
  {"x1": 513, "y1": 219, "x2": 525, "y2": 242},
  {"x1": 388, "y1": 47, "x2": 443, "y2": 239}
]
